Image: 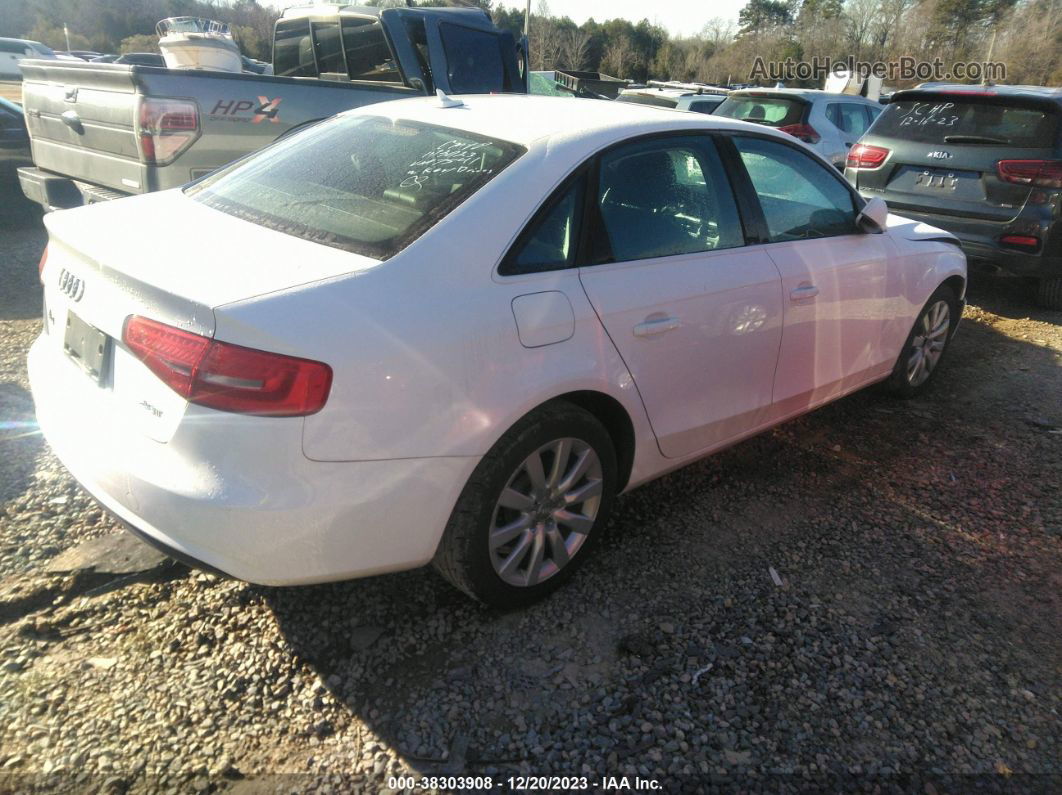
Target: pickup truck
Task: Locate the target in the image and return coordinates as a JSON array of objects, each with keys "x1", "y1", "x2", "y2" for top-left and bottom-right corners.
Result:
[{"x1": 17, "y1": 5, "x2": 527, "y2": 211}]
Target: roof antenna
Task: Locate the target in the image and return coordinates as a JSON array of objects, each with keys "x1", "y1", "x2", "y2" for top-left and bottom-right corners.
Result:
[{"x1": 435, "y1": 89, "x2": 464, "y2": 108}]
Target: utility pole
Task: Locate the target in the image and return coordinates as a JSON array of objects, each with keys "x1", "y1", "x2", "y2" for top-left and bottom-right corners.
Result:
[
  {"x1": 982, "y1": 28, "x2": 996, "y2": 85},
  {"x1": 524, "y1": 0, "x2": 530, "y2": 37},
  {"x1": 64, "y1": 24, "x2": 71, "y2": 52}
]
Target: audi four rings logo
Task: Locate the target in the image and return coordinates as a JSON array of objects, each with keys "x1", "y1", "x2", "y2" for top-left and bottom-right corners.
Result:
[{"x1": 58, "y1": 268, "x2": 85, "y2": 302}]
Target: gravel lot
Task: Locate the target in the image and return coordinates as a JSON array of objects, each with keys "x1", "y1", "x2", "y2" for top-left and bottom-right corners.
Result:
[{"x1": 0, "y1": 189, "x2": 1059, "y2": 792}]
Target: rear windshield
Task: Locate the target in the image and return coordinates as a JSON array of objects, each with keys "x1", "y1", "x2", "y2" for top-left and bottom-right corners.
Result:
[
  {"x1": 616, "y1": 94, "x2": 679, "y2": 109},
  {"x1": 715, "y1": 95, "x2": 805, "y2": 127},
  {"x1": 186, "y1": 115, "x2": 524, "y2": 259},
  {"x1": 871, "y1": 98, "x2": 1060, "y2": 147}
]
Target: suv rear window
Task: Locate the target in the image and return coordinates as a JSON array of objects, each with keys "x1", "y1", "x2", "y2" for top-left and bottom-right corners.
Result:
[
  {"x1": 871, "y1": 97, "x2": 1060, "y2": 147},
  {"x1": 715, "y1": 95, "x2": 805, "y2": 127},
  {"x1": 186, "y1": 116, "x2": 524, "y2": 259}
]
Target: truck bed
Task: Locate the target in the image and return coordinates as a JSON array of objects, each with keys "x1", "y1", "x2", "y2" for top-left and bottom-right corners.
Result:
[{"x1": 18, "y1": 59, "x2": 418, "y2": 207}]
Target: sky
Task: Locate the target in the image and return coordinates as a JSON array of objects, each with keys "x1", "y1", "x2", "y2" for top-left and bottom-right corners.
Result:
[{"x1": 518, "y1": 0, "x2": 748, "y2": 38}]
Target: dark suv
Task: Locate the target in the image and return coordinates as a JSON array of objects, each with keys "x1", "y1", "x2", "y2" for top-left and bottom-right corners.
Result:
[{"x1": 846, "y1": 85, "x2": 1062, "y2": 308}]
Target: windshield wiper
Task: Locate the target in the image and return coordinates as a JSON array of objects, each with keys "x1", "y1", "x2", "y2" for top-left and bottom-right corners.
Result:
[{"x1": 943, "y1": 134, "x2": 1008, "y2": 144}]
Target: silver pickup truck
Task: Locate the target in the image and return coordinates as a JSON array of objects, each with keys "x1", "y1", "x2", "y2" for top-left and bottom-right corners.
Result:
[{"x1": 18, "y1": 5, "x2": 527, "y2": 211}]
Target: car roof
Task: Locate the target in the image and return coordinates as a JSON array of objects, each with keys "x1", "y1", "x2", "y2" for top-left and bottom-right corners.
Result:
[
  {"x1": 730, "y1": 88, "x2": 878, "y2": 103},
  {"x1": 896, "y1": 84, "x2": 1062, "y2": 102},
  {"x1": 346, "y1": 94, "x2": 786, "y2": 149}
]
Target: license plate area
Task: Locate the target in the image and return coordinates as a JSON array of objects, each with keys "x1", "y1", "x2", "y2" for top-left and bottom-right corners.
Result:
[
  {"x1": 889, "y1": 166, "x2": 985, "y2": 201},
  {"x1": 64, "y1": 310, "x2": 110, "y2": 384}
]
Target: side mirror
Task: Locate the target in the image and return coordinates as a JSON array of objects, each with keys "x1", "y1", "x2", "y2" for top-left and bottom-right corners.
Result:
[{"x1": 857, "y1": 196, "x2": 888, "y2": 233}]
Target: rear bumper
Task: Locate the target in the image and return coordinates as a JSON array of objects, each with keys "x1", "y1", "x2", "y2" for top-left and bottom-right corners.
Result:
[
  {"x1": 18, "y1": 166, "x2": 131, "y2": 211},
  {"x1": 874, "y1": 203, "x2": 1061, "y2": 279},
  {"x1": 27, "y1": 335, "x2": 479, "y2": 585}
]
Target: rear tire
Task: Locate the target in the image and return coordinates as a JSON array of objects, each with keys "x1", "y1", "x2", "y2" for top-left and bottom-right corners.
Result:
[
  {"x1": 883, "y1": 284, "x2": 959, "y2": 398},
  {"x1": 1036, "y1": 277, "x2": 1062, "y2": 310},
  {"x1": 433, "y1": 401, "x2": 617, "y2": 608}
]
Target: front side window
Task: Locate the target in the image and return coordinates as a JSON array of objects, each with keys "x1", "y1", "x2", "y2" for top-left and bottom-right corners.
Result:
[
  {"x1": 734, "y1": 136, "x2": 858, "y2": 242},
  {"x1": 596, "y1": 137, "x2": 744, "y2": 263},
  {"x1": 187, "y1": 116, "x2": 524, "y2": 259},
  {"x1": 439, "y1": 23, "x2": 504, "y2": 94}
]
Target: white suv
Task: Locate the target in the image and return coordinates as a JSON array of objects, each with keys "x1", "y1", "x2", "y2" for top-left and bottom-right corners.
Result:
[
  {"x1": 617, "y1": 85, "x2": 728, "y2": 115},
  {"x1": 715, "y1": 88, "x2": 882, "y2": 169}
]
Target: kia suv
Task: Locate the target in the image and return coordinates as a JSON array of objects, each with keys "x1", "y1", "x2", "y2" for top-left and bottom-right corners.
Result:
[{"x1": 846, "y1": 85, "x2": 1062, "y2": 308}]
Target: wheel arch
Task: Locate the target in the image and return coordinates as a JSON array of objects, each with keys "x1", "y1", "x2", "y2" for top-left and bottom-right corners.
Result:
[{"x1": 548, "y1": 390, "x2": 637, "y2": 492}]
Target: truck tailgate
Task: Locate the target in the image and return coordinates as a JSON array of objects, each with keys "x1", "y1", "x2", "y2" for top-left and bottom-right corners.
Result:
[{"x1": 20, "y1": 59, "x2": 146, "y2": 194}]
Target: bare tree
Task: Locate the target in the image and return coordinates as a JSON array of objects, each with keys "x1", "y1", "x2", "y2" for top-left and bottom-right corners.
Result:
[{"x1": 559, "y1": 28, "x2": 591, "y2": 70}]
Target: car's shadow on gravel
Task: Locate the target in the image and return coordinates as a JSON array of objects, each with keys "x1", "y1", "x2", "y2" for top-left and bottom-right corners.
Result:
[
  {"x1": 0, "y1": 381, "x2": 43, "y2": 505},
  {"x1": 260, "y1": 315, "x2": 1061, "y2": 781},
  {"x1": 966, "y1": 270, "x2": 1062, "y2": 325},
  {"x1": 0, "y1": 193, "x2": 46, "y2": 322}
]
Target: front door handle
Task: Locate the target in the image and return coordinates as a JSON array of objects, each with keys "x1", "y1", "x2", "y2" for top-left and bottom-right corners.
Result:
[
  {"x1": 633, "y1": 315, "x2": 681, "y2": 338},
  {"x1": 790, "y1": 284, "x2": 819, "y2": 301}
]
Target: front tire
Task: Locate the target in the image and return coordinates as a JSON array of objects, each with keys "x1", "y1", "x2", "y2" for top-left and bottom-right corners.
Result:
[
  {"x1": 883, "y1": 284, "x2": 959, "y2": 398},
  {"x1": 433, "y1": 401, "x2": 617, "y2": 608}
]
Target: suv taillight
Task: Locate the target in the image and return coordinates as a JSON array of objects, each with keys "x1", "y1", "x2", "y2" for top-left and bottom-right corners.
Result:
[
  {"x1": 997, "y1": 160, "x2": 1062, "y2": 189},
  {"x1": 777, "y1": 123, "x2": 821, "y2": 144},
  {"x1": 137, "y1": 98, "x2": 199, "y2": 165},
  {"x1": 846, "y1": 144, "x2": 890, "y2": 169},
  {"x1": 122, "y1": 316, "x2": 332, "y2": 417}
]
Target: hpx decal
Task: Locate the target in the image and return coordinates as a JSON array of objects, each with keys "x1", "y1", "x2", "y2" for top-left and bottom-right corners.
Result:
[{"x1": 209, "y1": 96, "x2": 282, "y2": 124}]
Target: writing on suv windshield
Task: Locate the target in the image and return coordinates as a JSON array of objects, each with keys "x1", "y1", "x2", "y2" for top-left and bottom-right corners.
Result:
[{"x1": 186, "y1": 116, "x2": 525, "y2": 259}]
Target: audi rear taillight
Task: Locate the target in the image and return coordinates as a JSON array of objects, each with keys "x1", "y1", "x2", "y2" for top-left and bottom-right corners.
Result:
[
  {"x1": 38, "y1": 246, "x2": 48, "y2": 281},
  {"x1": 777, "y1": 123, "x2": 821, "y2": 144},
  {"x1": 122, "y1": 316, "x2": 332, "y2": 417},
  {"x1": 137, "y1": 98, "x2": 199, "y2": 165},
  {"x1": 846, "y1": 144, "x2": 890, "y2": 169},
  {"x1": 997, "y1": 160, "x2": 1062, "y2": 189}
]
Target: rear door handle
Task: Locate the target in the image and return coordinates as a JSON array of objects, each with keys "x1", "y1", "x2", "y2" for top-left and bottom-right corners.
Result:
[
  {"x1": 633, "y1": 315, "x2": 681, "y2": 337},
  {"x1": 790, "y1": 284, "x2": 819, "y2": 301}
]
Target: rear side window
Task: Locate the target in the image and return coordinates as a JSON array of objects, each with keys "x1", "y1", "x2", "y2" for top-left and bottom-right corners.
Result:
[
  {"x1": 342, "y1": 17, "x2": 397, "y2": 81},
  {"x1": 596, "y1": 137, "x2": 744, "y2": 262},
  {"x1": 502, "y1": 177, "x2": 586, "y2": 275},
  {"x1": 187, "y1": 116, "x2": 524, "y2": 259},
  {"x1": 871, "y1": 98, "x2": 1060, "y2": 147},
  {"x1": 716, "y1": 96, "x2": 805, "y2": 127},
  {"x1": 827, "y1": 103, "x2": 872, "y2": 137},
  {"x1": 311, "y1": 21, "x2": 345, "y2": 74},
  {"x1": 687, "y1": 99, "x2": 721, "y2": 114},
  {"x1": 439, "y1": 23, "x2": 504, "y2": 94},
  {"x1": 734, "y1": 136, "x2": 858, "y2": 242},
  {"x1": 273, "y1": 19, "x2": 316, "y2": 77}
]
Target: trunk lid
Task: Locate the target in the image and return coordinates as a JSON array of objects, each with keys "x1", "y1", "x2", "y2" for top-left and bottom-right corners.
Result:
[
  {"x1": 40, "y1": 189, "x2": 377, "y2": 441},
  {"x1": 853, "y1": 91, "x2": 1061, "y2": 222}
]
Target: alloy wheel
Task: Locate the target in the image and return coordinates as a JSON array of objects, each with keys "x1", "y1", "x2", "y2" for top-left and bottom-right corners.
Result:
[
  {"x1": 489, "y1": 438, "x2": 603, "y2": 588},
  {"x1": 906, "y1": 299, "x2": 950, "y2": 387}
]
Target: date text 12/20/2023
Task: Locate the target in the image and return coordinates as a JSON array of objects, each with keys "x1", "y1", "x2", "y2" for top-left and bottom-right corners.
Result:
[{"x1": 387, "y1": 775, "x2": 663, "y2": 790}]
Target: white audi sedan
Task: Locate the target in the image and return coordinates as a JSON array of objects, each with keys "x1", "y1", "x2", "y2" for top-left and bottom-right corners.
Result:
[{"x1": 30, "y1": 95, "x2": 966, "y2": 606}]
